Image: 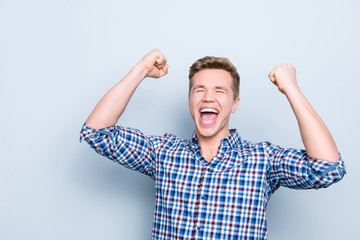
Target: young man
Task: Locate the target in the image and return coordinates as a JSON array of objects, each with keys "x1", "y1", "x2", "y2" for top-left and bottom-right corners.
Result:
[{"x1": 80, "y1": 49, "x2": 345, "y2": 239}]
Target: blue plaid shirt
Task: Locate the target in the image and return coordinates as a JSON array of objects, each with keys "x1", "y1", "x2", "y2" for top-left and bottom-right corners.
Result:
[{"x1": 80, "y1": 124, "x2": 345, "y2": 240}]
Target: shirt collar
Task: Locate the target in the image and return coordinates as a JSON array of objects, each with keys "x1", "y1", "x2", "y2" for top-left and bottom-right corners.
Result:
[{"x1": 189, "y1": 129, "x2": 242, "y2": 150}]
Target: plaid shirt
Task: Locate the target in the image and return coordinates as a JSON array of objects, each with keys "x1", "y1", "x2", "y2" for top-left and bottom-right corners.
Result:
[{"x1": 80, "y1": 124, "x2": 345, "y2": 240}]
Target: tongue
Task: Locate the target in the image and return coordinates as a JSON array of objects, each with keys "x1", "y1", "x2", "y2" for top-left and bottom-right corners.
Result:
[{"x1": 202, "y1": 113, "x2": 217, "y2": 121}]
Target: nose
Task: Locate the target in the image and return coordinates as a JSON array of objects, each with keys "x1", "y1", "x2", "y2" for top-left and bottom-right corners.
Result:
[{"x1": 203, "y1": 90, "x2": 215, "y2": 102}]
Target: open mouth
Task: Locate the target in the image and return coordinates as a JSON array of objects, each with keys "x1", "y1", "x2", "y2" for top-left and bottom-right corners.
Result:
[{"x1": 200, "y1": 107, "x2": 219, "y2": 126}]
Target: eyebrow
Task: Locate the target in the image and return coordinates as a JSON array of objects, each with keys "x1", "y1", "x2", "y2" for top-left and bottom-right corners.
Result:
[
  {"x1": 192, "y1": 85, "x2": 205, "y2": 91},
  {"x1": 192, "y1": 85, "x2": 228, "y2": 91},
  {"x1": 215, "y1": 86, "x2": 228, "y2": 91}
]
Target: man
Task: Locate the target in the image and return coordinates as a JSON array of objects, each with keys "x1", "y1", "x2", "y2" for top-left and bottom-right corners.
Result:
[{"x1": 80, "y1": 49, "x2": 345, "y2": 239}]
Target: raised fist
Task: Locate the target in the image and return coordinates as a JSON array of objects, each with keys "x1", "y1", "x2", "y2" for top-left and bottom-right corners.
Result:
[
  {"x1": 268, "y1": 63, "x2": 298, "y2": 94},
  {"x1": 140, "y1": 49, "x2": 169, "y2": 79}
]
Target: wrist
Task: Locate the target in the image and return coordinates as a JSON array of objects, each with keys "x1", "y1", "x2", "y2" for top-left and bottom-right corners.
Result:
[
  {"x1": 283, "y1": 84, "x2": 301, "y2": 97},
  {"x1": 131, "y1": 62, "x2": 149, "y2": 81}
]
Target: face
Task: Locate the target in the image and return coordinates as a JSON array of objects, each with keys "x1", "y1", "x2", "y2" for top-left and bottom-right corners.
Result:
[{"x1": 188, "y1": 69, "x2": 240, "y2": 141}]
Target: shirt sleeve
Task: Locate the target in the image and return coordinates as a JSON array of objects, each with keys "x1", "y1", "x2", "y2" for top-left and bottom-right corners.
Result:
[
  {"x1": 80, "y1": 123, "x2": 160, "y2": 179},
  {"x1": 266, "y1": 142, "x2": 346, "y2": 192}
]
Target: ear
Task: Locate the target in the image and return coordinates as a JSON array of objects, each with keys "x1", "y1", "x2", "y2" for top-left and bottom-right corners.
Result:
[{"x1": 231, "y1": 97, "x2": 240, "y2": 113}]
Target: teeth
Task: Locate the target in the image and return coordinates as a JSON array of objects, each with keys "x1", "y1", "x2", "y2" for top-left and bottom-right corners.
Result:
[{"x1": 200, "y1": 108, "x2": 218, "y2": 114}]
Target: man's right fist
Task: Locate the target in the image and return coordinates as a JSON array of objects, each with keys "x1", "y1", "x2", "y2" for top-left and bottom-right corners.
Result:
[{"x1": 140, "y1": 49, "x2": 169, "y2": 79}]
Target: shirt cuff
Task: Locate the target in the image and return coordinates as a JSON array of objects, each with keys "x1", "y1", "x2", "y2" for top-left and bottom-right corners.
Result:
[
  {"x1": 308, "y1": 153, "x2": 346, "y2": 179},
  {"x1": 79, "y1": 123, "x2": 117, "y2": 143}
]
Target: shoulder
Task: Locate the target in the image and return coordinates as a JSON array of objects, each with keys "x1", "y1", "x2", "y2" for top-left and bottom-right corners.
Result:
[
  {"x1": 229, "y1": 129, "x2": 271, "y2": 153},
  {"x1": 148, "y1": 132, "x2": 189, "y2": 149},
  {"x1": 235, "y1": 136, "x2": 272, "y2": 153},
  {"x1": 232, "y1": 137, "x2": 281, "y2": 165}
]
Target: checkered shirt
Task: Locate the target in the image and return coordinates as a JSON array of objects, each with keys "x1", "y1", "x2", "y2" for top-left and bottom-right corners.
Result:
[{"x1": 80, "y1": 124, "x2": 345, "y2": 240}]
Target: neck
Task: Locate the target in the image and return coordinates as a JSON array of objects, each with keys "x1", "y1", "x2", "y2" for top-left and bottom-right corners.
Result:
[{"x1": 196, "y1": 129, "x2": 230, "y2": 163}]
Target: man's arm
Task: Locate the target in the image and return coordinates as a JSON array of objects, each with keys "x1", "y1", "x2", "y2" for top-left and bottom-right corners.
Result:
[
  {"x1": 268, "y1": 64, "x2": 339, "y2": 163},
  {"x1": 86, "y1": 49, "x2": 168, "y2": 130}
]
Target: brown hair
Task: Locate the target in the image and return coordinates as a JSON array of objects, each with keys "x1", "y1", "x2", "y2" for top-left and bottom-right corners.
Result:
[{"x1": 189, "y1": 56, "x2": 240, "y2": 99}]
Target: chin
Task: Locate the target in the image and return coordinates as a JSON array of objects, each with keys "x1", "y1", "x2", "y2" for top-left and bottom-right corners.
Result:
[
  {"x1": 196, "y1": 126, "x2": 220, "y2": 139},
  {"x1": 196, "y1": 121, "x2": 231, "y2": 139},
  {"x1": 197, "y1": 130, "x2": 215, "y2": 139}
]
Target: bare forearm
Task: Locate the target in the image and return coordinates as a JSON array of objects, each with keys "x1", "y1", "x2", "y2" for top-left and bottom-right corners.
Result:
[
  {"x1": 85, "y1": 49, "x2": 169, "y2": 130},
  {"x1": 85, "y1": 64, "x2": 148, "y2": 129},
  {"x1": 269, "y1": 64, "x2": 339, "y2": 163},
  {"x1": 285, "y1": 87, "x2": 339, "y2": 162}
]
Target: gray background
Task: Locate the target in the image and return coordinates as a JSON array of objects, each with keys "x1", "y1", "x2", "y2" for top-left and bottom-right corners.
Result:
[{"x1": 1, "y1": 0, "x2": 359, "y2": 239}]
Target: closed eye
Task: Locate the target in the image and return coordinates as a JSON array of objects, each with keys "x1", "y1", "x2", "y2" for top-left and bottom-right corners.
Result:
[{"x1": 215, "y1": 86, "x2": 227, "y2": 94}]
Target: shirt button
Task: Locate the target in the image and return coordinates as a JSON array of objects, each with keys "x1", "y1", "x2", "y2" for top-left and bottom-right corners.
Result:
[
  {"x1": 206, "y1": 168, "x2": 211, "y2": 172},
  {"x1": 197, "y1": 226, "x2": 201, "y2": 230},
  {"x1": 201, "y1": 195, "x2": 205, "y2": 199}
]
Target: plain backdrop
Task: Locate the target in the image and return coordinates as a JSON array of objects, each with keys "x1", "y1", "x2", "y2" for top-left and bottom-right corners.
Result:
[{"x1": 1, "y1": 0, "x2": 359, "y2": 239}]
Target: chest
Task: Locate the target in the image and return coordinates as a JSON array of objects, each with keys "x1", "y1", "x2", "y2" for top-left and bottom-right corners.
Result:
[{"x1": 155, "y1": 147, "x2": 268, "y2": 203}]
